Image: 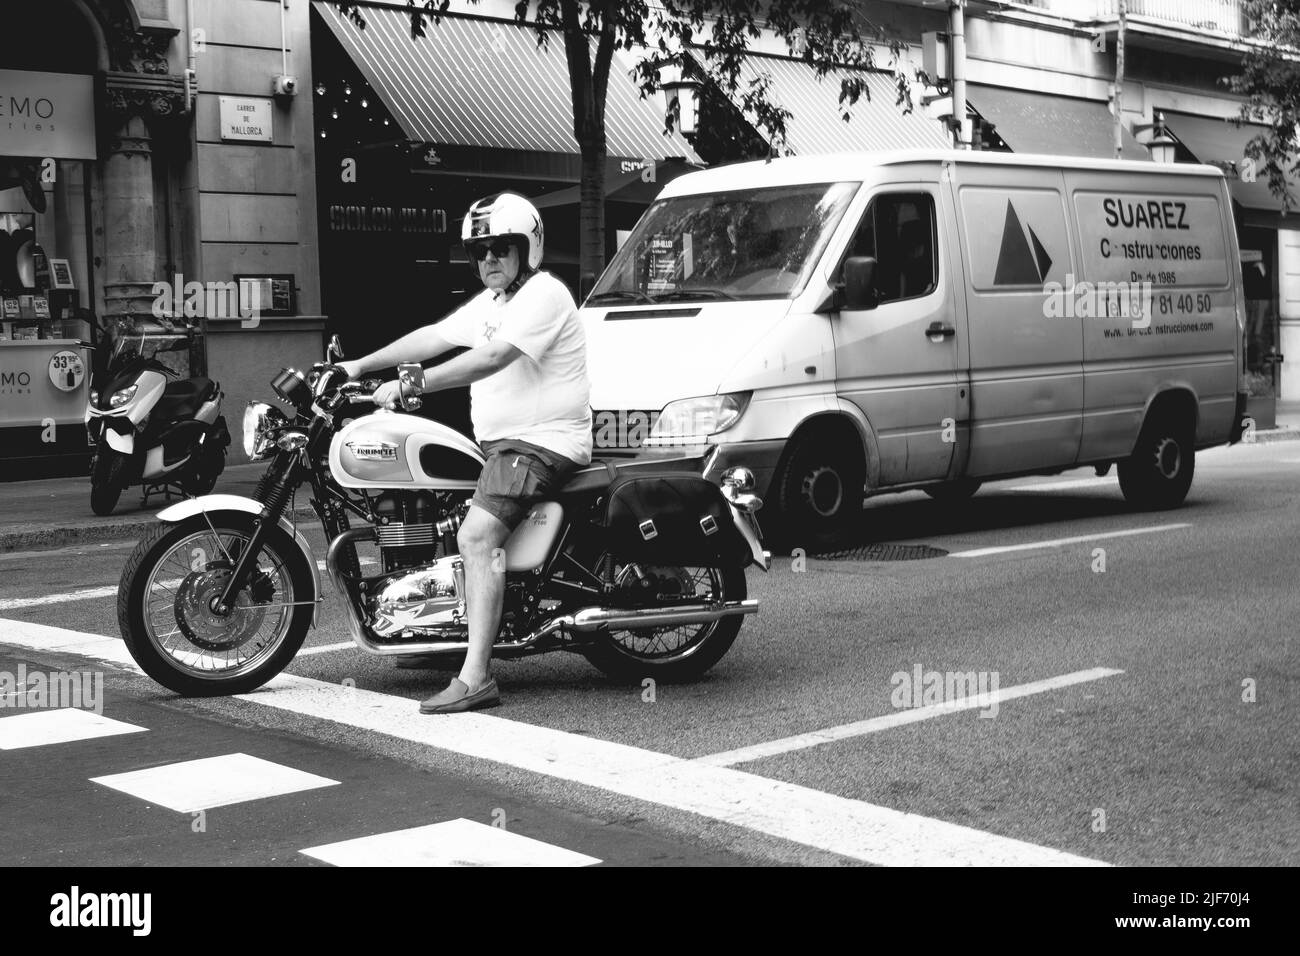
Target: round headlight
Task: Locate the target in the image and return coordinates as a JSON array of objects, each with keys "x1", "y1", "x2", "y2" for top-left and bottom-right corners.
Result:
[
  {"x1": 242, "y1": 401, "x2": 286, "y2": 460},
  {"x1": 271, "y1": 367, "x2": 312, "y2": 408}
]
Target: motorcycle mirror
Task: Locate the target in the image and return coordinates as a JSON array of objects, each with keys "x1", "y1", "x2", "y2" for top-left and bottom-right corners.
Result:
[
  {"x1": 328, "y1": 334, "x2": 344, "y2": 362},
  {"x1": 396, "y1": 363, "x2": 423, "y2": 412}
]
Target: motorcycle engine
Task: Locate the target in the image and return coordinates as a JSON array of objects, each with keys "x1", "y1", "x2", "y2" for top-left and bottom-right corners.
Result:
[
  {"x1": 373, "y1": 492, "x2": 466, "y2": 573},
  {"x1": 367, "y1": 555, "x2": 466, "y2": 638}
]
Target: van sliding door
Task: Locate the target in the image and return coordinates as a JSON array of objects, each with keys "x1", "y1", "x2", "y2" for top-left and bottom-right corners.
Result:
[{"x1": 951, "y1": 168, "x2": 1083, "y2": 476}]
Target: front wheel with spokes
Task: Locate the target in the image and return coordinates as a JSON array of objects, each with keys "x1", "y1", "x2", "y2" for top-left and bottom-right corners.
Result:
[
  {"x1": 581, "y1": 560, "x2": 747, "y2": 683},
  {"x1": 118, "y1": 513, "x2": 315, "y2": 696}
]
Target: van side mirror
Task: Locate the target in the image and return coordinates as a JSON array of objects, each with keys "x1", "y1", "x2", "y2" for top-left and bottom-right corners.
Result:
[{"x1": 839, "y1": 256, "x2": 878, "y2": 311}]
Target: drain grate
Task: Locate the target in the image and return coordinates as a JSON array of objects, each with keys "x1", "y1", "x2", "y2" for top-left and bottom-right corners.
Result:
[{"x1": 811, "y1": 543, "x2": 949, "y2": 561}]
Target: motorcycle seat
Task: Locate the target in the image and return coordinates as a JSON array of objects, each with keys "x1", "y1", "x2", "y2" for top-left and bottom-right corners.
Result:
[
  {"x1": 557, "y1": 456, "x2": 706, "y2": 498},
  {"x1": 156, "y1": 377, "x2": 217, "y2": 420}
]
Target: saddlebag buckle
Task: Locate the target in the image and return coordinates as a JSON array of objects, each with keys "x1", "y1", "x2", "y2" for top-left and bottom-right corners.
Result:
[
  {"x1": 699, "y1": 514, "x2": 719, "y2": 536},
  {"x1": 638, "y1": 519, "x2": 658, "y2": 541}
]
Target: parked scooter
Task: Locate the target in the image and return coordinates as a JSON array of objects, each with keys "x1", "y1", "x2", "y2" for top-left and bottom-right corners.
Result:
[{"x1": 85, "y1": 325, "x2": 229, "y2": 515}]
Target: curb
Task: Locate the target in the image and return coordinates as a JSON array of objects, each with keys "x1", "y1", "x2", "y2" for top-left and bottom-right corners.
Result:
[
  {"x1": 0, "y1": 507, "x2": 319, "y2": 554},
  {"x1": 1243, "y1": 425, "x2": 1300, "y2": 445}
]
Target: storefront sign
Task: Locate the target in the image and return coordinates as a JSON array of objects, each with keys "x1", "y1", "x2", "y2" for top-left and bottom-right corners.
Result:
[
  {"x1": 327, "y1": 204, "x2": 447, "y2": 233},
  {"x1": 0, "y1": 70, "x2": 96, "y2": 160},
  {"x1": 0, "y1": 341, "x2": 90, "y2": 426},
  {"x1": 48, "y1": 349, "x2": 84, "y2": 391},
  {"x1": 219, "y1": 96, "x2": 273, "y2": 142}
]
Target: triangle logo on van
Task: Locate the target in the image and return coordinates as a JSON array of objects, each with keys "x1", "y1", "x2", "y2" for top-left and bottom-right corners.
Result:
[{"x1": 993, "y1": 200, "x2": 1052, "y2": 285}]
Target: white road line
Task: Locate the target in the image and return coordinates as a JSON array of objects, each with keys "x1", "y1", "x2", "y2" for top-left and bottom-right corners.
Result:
[
  {"x1": 296, "y1": 641, "x2": 356, "y2": 657},
  {"x1": 0, "y1": 618, "x2": 1109, "y2": 866},
  {"x1": 1005, "y1": 477, "x2": 1118, "y2": 492},
  {"x1": 0, "y1": 558, "x2": 375, "y2": 612},
  {"x1": 0, "y1": 586, "x2": 118, "y2": 612},
  {"x1": 694, "y1": 668, "x2": 1125, "y2": 768},
  {"x1": 951, "y1": 523, "x2": 1190, "y2": 558}
]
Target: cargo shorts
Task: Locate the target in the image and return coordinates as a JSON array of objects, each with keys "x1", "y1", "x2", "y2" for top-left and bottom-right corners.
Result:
[{"x1": 470, "y1": 439, "x2": 581, "y2": 530}]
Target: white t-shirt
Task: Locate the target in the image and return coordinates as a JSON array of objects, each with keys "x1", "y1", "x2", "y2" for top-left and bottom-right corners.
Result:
[{"x1": 435, "y1": 271, "x2": 593, "y2": 465}]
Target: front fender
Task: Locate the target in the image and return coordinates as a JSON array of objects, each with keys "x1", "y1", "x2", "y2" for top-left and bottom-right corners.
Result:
[
  {"x1": 104, "y1": 428, "x2": 134, "y2": 454},
  {"x1": 728, "y1": 501, "x2": 771, "y2": 571},
  {"x1": 156, "y1": 494, "x2": 321, "y2": 626}
]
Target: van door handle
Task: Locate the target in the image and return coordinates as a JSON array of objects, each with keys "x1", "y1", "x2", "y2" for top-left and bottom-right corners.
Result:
[{"x1": 926, "y1": 322, "x2": 956, "y2": 339}]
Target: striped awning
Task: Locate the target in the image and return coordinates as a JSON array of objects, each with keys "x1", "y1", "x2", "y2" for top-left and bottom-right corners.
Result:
[
  {"x1": 1162, "y1": 111, "x2": 1298, "y2": 212},
  {"x1": 314, "y1": 4, "x2": 699, "y2": 163},
  {"x1": 967, "y1": 85, "x2": 1150, "y2": 161},
  {"x1": 722, "y1": 53, "x2": 951, "y2": 154}
]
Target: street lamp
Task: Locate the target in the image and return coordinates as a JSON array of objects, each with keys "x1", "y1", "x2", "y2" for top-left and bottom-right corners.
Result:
[
  {"x1": 1135, "y1": 111, "x2": 1177, "y2": 164},
  {"x1": 659, "y1": 61, "x2": 701, "y2": 137}
]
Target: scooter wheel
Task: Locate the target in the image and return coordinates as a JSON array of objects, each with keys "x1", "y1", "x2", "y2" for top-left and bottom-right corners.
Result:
[{"x1": 90, "y1": 450, "x2": 127, "y2": 516}]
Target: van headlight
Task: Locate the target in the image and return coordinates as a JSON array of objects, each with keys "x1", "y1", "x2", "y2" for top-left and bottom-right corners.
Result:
[
  {"x1": 243, "y1": 401, "x2": 287, "y2": 459},
  {"x1": 648, "y1": 392, "x2": 751, "y2": 444}
]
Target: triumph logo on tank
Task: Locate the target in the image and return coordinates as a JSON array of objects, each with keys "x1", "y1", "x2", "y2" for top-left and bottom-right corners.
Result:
[{"x1": 346, "y1": 441, "x2": 398, "y2": 461}]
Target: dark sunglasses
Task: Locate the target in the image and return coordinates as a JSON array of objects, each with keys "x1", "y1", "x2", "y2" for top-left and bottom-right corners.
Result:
[{"x1": 468, "y1": 239, "x2": 515, "y2": 261}]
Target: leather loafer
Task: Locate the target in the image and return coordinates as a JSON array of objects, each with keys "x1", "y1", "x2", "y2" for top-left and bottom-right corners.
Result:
[{"x1": 419, "y1": 678, "x2": 501, "y2": 714}]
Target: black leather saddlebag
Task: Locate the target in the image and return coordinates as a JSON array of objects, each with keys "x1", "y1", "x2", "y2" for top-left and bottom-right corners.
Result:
[{"x1": 603, "y1": 473, "x2": 750, "y2": 566}]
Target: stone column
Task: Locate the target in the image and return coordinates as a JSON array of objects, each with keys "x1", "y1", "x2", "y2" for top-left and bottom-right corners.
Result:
[{"x1": 101, "y1": 111, "x2": 159, "y2": 322}]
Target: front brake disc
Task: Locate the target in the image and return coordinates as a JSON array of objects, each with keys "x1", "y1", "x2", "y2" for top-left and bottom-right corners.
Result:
[{"x1": 174, "y1": 564, "x2": 270, "y2": 652}]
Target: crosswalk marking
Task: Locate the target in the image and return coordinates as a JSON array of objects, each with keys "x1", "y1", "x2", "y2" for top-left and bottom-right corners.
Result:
[
  {"x1": 300, "y1": 818, "x2": 601, "y2": 867},
  {"x1": 90, "y1": 752, "x2": 341, "y2": 812},
  {"x1": 2, "y1": 617, "x2": 1110, "y2": 866},
  {"x1": 0, "y1": 708, "x2": 147, "y2": 750}
]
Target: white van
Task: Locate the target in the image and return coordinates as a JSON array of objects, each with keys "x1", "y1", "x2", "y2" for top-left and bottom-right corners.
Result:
[{"x1": 582, "y1": 150, "x2": 1248, "y2": 548}]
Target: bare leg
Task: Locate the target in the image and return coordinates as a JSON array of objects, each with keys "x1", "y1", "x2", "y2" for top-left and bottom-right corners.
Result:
[{"x1": 455, "y1": 504, "x2": 511, "y2": 690}]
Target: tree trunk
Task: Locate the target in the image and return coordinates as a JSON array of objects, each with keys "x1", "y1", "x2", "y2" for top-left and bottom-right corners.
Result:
[{"x1": 579, "y1": 137, "x2": 606, "y2": 298}]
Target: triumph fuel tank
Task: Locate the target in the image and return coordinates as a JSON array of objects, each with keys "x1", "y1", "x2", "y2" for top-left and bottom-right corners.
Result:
[{"x1": 329, "y1": 411, "x2": 484, "y2": 490}]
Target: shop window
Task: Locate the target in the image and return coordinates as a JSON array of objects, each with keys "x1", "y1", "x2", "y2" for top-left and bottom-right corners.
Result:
[{"x1": 844, "y1": 193, "x2": 937, "y2": 303}]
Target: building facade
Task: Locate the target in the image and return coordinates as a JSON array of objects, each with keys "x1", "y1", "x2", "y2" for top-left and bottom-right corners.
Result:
[{"x1": 1, "y1": 0, "x2": 323, "y2": 475}]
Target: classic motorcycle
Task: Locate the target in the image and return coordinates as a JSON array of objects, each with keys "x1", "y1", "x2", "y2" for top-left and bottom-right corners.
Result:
[
  {"x1": 86, "y1": 326, "x2": 229, "y2": 515},
  {"x1": 117, "y1": 337, "x2": 769, "y2": 696}
]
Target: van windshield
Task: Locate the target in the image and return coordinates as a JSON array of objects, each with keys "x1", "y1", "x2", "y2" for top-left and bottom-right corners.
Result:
[{"x1": 588, "y1": 181, "x2": 859, "y2": 305}]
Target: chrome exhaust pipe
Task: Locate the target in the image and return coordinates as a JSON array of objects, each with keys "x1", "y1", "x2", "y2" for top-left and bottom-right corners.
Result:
[{"x1": 564, "y1": 600, "x2": 758, "y2": 632}]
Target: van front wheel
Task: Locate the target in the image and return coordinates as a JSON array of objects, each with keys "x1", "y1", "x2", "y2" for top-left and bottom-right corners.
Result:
[
  {"x1": 1118, "y1": 420, "x2": 1195, "y2": 510},
  {"x1": 773, "y1": 433, "x2": 864, "y2": 551}
]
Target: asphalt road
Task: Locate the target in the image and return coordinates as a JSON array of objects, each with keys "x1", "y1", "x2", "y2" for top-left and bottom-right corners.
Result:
[{"x1": 1, "y1": 439, "x2": 1296, "y2": 866}]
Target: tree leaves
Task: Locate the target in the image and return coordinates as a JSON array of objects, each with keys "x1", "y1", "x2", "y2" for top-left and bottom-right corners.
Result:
[{"x1": 1228, "y1": 0, "x2": 1300, "y2": 209}]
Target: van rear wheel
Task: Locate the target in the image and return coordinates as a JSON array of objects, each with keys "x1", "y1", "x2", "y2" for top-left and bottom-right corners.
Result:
[{"x1": 1118, "y1": 417, "x2": 1195, "y2": 510}]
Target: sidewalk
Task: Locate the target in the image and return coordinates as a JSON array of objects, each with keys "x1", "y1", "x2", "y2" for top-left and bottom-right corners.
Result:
[{"x1": 0, "y1": 462, "x2": 317, "y2": 553}]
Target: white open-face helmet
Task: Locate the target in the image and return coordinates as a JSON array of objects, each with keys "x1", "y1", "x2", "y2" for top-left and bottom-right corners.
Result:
[{"x1": 461, "y1": 192, "x2": 544, "y2": 271}]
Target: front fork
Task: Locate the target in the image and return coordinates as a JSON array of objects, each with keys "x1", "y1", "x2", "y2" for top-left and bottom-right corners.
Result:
[{"x1": 213, "y1": 450, "x2": 304, "y2": 614}]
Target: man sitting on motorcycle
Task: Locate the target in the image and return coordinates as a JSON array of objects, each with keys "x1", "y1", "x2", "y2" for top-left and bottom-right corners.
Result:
[{"x1": 339, "y1": 192, "x2": 593, "y2": 713}]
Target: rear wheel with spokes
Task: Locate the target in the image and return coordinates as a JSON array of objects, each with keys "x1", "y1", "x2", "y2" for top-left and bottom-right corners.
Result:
[
  {"x1": 118, "y1": 513, "x2": 314, "y2": 696},
  {"x1": 581, "y1": 560, "x2": 747, "y2": 683}
]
